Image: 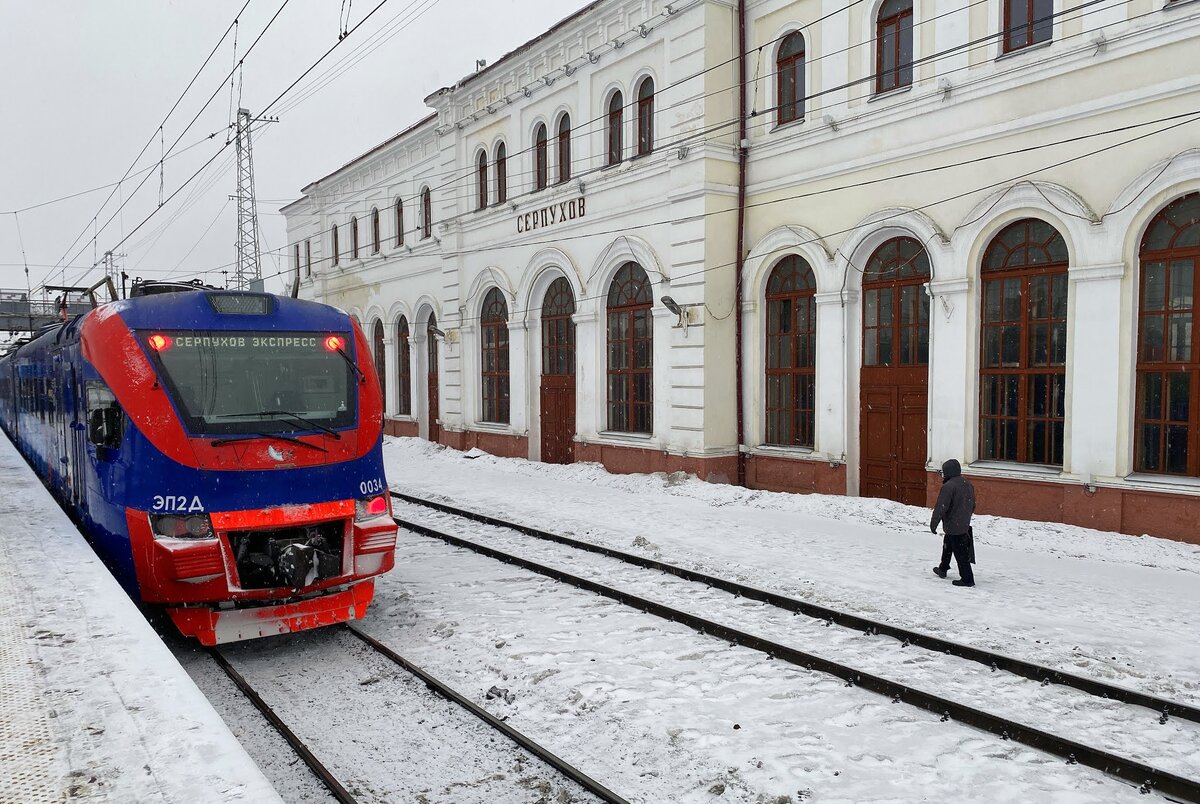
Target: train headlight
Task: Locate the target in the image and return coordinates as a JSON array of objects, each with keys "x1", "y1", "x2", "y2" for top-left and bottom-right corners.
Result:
[
  {"x1": 355, "y1": 495, "x2": 390, "y2": 522},
  {"x1": 151, "y1": 513, "x2": 215, "y2": 540}
]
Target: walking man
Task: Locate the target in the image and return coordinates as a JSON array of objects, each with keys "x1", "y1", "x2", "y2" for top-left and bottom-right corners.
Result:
[{"x1": 930, "y1": 458, "x2": 976, "y2": 587}]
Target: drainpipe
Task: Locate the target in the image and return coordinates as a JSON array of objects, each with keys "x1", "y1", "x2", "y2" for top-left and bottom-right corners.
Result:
[{"x1": 733, "y1": 0, "x2": 749, "y2": 487}]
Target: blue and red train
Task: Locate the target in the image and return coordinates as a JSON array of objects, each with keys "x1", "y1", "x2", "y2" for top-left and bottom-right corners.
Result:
[{"x1": 0, "y1": 281, "x2": 398, "y2": 645}]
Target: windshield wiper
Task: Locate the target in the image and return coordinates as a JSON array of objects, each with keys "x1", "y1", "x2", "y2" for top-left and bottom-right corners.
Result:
[
  {"x1": 210, "y1": 432, "x2": 328, "y2": 453},
  {"x1": 252, "y1": 410, "x2": 343, "y2": 440},
  {"x1": 335, "y1": 347, "x2": 366, "y2": 384}
]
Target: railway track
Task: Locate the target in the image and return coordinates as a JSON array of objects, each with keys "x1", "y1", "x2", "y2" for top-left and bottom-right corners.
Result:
[
  {"x1": 391, "y1": 490, "x2": 1200, "y2": 803},
  {"x1": 209, "y1": 629, "x2": 630, "y2": 804}
]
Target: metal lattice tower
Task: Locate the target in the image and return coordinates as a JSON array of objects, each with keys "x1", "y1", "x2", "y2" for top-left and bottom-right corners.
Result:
[{"x1": 233, "y1": 107, "x2": 262, "y2": 291}]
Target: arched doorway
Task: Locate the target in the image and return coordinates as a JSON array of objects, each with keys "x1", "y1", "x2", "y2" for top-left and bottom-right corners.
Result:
[
  {"x1": 372, "y1": 320, "x2": 386, "y2": 412},
  {"x1": 859, "y1": 237, "x2": 930, "y2": 505},
  {"x1": 426, "y1": 313, "x2": 440, "y2": 444},
  {"x1": 540, "y1": 277, "x2": 576, "y2": 463}
]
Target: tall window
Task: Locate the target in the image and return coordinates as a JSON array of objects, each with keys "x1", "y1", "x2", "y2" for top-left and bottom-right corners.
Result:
[
  {"x1": 394, "y1": 198, "x2": 404, "y2": 247},
  {"x1": 765, "y1": 255, "x2": 817, "y2": 447},
  {"x1": 294, "y1": 244, "x2": 301, "y2": 280},
  {"x1": 534, "y1": 124, "x2": 549, "y2": 191},
  {"x1": 371, "y1": 208, "x2": 380, "y2": 254},
  {"x1": 777, "y1": 32, "x2": 805, "y2": 125},
  {"x1": 331, "y1": 224, "x2": 340, "y2": 266},
  {"x1": 496, "y1": 142, "x2": 508, "y2": 204},
  {"x1": 350, "y1": 216, "x2": 360, "y2": 259},
  {"x1": 636, "y1": 78, "x2": 654, "y2": 157},
  {"x1": 1004, "y1": 0, "x2": 1053, "y2": 52},
  {"x1": 305, "y1": 239, "x2": 311, "y2": 277},
  {"x1": 421, "y1": 187, "x2": 432, "y2": 240},
  {"x1": 606, "y1": 262, "x2": 653, "y2": 433},
  {"x1": 876, "y1": 0, "x2": 913, "y2": 94},
  {"x1": 542, "y1": 277, "x2": 576, "y2": 376},
  {"x1": 396, "y1": 316, "x2": 412, "y2": 416},
  {"x1": 373, "y1": 320, "x2": 387, "y2": 411},
  {"x1": 1135, "y1": 193, "x2": 1200, "y2": 475},
  {"x1": 477, "y1": 151, "x2": 489, "y2": 211},
  {"x1": 481, "y1": 288, "x2": 510, "y2": 424},
  {"x1": 607, "y1": 91, "x2": 624, "y2": 167},
  {"x1": 863, "y1": 237, "x2": 929, "y2": 366},
  {"x1": 979, "y1": 218, "x2": 1068, "y2": 465},
  {"x1": 557, "y1": 114, "x2": 572, "y2": 184}
]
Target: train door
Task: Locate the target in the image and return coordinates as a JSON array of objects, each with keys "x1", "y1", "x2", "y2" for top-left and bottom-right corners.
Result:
[
  {"x1": 67, "y1": 363, "x2": 87, "y2": 507},
  {"x1": 426, "y1": 314, "x2": 440, "y2": 444},
  {"x1": 859, "y1": 237, "x2": 930, "y2": 506},
  {"x1": 539, "y1": 278, "x2": 576, "y2": 464}
]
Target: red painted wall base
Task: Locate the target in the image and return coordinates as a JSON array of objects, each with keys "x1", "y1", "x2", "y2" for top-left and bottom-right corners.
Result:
[
  {"x1": 925, "y1": 471, "x2": 1200, "y2": 545},
  {"x1": 574, "y1": 442, "x2": 739, "y2": 484},
  {"x1": 745, "y1": 453, "x2": 848, "y2": 495},
  {"x1": 384, "y1": 418, "x2": 419, "y2": 438}
]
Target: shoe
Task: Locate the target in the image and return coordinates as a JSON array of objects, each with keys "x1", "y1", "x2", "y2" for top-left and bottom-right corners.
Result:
[
  {"x1": 932, "y1": 567, "x2": 947, "y2": 579},
  {"x1": 952, "y1": 580, "x2": 975, "y2": 587}
]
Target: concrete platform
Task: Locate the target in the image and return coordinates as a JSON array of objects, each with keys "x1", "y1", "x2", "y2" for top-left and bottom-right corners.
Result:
[{"x1": 0, "y1": 432, "x2": 282, "y2": 804}]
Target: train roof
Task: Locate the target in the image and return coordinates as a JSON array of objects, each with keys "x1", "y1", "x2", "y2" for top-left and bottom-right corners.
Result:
[{"x1": 101, "y1": 288, "x2": 351, "y2": 332}]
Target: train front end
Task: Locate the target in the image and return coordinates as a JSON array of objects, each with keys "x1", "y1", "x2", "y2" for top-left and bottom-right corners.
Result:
[{"x1": 83, "y1": 290, "x2": 398, "y2": 645}]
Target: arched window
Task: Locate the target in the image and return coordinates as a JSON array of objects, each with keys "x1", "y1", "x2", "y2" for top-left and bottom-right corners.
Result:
[
  {"x1": 765, "y1": 255, "x2": 817, "y2": 447},
  {"x1": 534, "y1": 124, "x2": 549, "y2": 191},
  {"x1": 480, "y1": 288, "x2": 510, "y2": 424},
  {"x1": 777, "y1": 32, "x2": 805, "y2": 125},
  {"x1": 372, "y1": 320, "x2": 387, "y2": 411},
  {"x1": 876, "y1": 0, "x2": 913, "y2": 94},
  {"x1": 636, "y1": 78, "x2": 654, "y2": 157},
  {"x1": 350, "y1": 216, "x2": 360, "y2": 259},
  {"x1": 331, "y1": 224, "x2": 340, "y2": 266},
  {"x1": 294, "y1": 244, "x2": 301, "y2": 282},
  {"x1": 542, "y1": 277, "x2": 576, "y2": 376},
  {"x1": 476, "y1": 151, "x2": 489, "y2": 211},
  {"x1": 394, "y1": 198, "x2": 404, "y2": 247},
  {"x1": 496, "y1": 142, "x2": 508, "y2": 204},
  {"x1": 421, "y1": 187, "x2": 432, "y2": 240},
  {"x1": 557, "y1": 114, "x2": 572, "y2": 184},
  {"x1": 1004, "y1": 0, "x2": 1053, "y2": 52},
  {"x1": 863, "y1": 237, "x2": 930, "y2": 366},
  {"x1": 607, "y1": 91, "x2": 624, "y2": 167},
  {"x1": 305, "y1": 239, "x2": 312, "y2": 277},
  {"x1": 606, "y1": 262, "x2": 653, "y2": 433},
  {"x1": 396, "y1": 316, "x2": 412, "y2": 416},
  {"x1": 979, "y1": 218, "x2": 1068, "y2": 465},
  {"x1": 1136, "y1": 192, "x2": 1200, "y2": 475},
  {"x1": 371, "y1": 207, "x2": 380, "y2": 254}
]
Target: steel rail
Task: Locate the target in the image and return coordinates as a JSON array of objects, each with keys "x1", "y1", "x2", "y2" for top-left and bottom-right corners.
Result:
[
  {"x1": 392, "y1": 513, "x2": 1200, "y2": 803},
  {"x1": 208, "y1": 647, "x2": 359, "y2": 804},
  {"x1": 345, "y1": 626, "x2": 630, "y2": 804},
  {"x1": 392, "y1": 491, "x2": 1200, "y2": 726}
]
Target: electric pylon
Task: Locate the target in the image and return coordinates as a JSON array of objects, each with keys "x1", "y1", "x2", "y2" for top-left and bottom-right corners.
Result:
[{"x1": 233, "y1": 107, "x2": 262, "y2": 292}]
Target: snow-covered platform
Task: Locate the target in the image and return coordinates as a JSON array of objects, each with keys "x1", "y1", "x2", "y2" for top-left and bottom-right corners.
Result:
[{"x1": 0, "y1": 432, "x2": 281, "y2": 804}]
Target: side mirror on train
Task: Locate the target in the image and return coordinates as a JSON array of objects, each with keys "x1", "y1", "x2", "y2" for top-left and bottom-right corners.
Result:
[{"x1": 88, "y1": 407, "x2": 122, "y2": 449}]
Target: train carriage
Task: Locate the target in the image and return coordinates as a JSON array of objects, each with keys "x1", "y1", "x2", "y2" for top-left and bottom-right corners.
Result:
[{"x1": 0, "y1": 281, "x2": 398, "y2": 645}]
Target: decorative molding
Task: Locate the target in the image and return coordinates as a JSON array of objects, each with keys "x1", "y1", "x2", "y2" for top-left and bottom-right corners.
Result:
[{"x1": 1070, "y1": 261, "x2": 1127, "y2": 283}]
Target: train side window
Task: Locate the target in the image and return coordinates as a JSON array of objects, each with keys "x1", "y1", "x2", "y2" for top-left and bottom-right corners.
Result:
[{"x1": 86, "y1": 381, "x2": 123, "y2": 449}]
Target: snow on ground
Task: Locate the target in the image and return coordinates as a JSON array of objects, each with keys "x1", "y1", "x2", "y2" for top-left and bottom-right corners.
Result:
[
  {"x1": 0, "y1": 433, "x2": 280, "y2": 804},
  {"x1": 381, "y1": 438, "x2": 1200, "y2": 705}
]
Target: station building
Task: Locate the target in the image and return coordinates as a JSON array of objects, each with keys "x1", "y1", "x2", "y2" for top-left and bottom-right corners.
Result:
[{"x1": 283, "y1": 0, "x2": 1200, "y2": 542}]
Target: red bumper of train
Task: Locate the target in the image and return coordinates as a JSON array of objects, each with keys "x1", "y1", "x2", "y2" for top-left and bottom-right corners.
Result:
[
  {"x1": 167, "y1": 580, "x2": 376, "y2": 646},
  {"x1": 127, "y1": 500, "x2": 397, "y2": 643}
]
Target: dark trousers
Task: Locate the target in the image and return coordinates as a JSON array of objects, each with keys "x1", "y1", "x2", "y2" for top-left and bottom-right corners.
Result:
[{"x1": 938, "y1": 533, "x2": 975, "y2": 584}]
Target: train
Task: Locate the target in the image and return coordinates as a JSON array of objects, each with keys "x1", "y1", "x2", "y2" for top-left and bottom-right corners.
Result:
[{"x1": 0, "y1": 280, "x2": 398, "y2": 645}]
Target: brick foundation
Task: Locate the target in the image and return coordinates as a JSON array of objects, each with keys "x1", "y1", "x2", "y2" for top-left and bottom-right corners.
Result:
[
  {"x1": 744, "y1": 453, "x2": 848, "y2": 495},
  {"x1": 926, "y1": 471, "x2": 1200, "y2": 545},
  {"x1": 574, "y1": 442, "x2": 738, "y2": 484},
  {"x1": 383, "y1": 418, "x2": 419, "y2": 438},
  {"x1": 438, "y1": 429, "x2": 529, "y2": 459}
]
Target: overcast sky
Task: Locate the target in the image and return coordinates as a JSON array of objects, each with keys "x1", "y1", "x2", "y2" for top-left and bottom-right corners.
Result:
[{"x1": 0, "y1": 0, "x2": 581, "y2": 298}]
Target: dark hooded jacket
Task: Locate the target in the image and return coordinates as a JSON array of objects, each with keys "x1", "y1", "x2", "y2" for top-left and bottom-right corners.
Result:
[{"x1": 930, "y1": 459, "x2": 975, "y2": 536}]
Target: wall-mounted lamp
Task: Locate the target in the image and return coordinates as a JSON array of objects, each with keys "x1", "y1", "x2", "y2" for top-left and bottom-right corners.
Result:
[
  {"x1": 660, "y1": 295, "x2": 682, "y2": 316},
  {"x1": 428, "y1": 325, "x2": 446, "y2": 338}
]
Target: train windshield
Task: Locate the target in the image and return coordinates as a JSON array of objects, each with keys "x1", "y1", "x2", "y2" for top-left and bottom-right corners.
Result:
[{"x1": 145, "y1": 330, "x2": 357, "y2": 435}]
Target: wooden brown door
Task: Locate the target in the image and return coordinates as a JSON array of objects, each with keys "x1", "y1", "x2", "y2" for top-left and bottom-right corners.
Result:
[
  {"x1": 540, "y1": 378, "x2": 575, "y2": 464},
  {"x1": 539, "y1": 277, "x2": 576, "y2": 464},
  {"x1": 860, "y1": 376, "x2": 928, "y2": 505},
  {"x1": 426, "y1": 318, "x2": 440, "y2": 444}
]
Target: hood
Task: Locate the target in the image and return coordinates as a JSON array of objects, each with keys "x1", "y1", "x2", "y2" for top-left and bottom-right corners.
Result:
[{"x1": 941, "y1": 459, "x2": 962, "y2": 480}]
